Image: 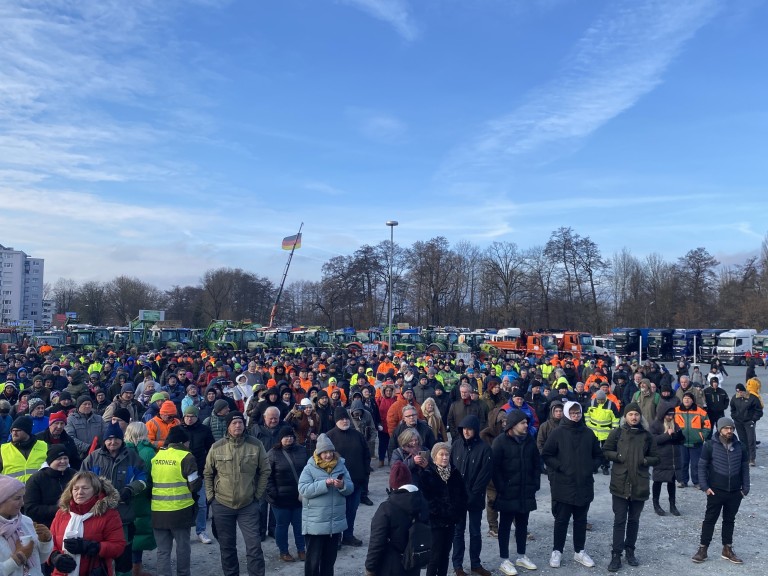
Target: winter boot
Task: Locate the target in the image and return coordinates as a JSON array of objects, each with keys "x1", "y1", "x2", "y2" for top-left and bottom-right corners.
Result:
[
  {"x1": 653, "y1": 499, "x2": 666, "y2": 516},
  {"x1": 692, "y1": 545, "x2": 708, "y2": 563},
  {"x1": 625, "y1": 549, "x2": 639, "y2": 567},
  {"x1": 722, "y1": 545, "x2": 743, "y2": 564},
  {"x1": 669, "y1": 501, "x2": 681, "y2": 516},
  {"x1": 607, "y1": 552, "x2": 622, "y2": 572}
]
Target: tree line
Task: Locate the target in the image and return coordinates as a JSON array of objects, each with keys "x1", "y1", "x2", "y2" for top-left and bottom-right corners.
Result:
[{"x1": 50, "y1": 227, "x2": 768, "y2": 333}]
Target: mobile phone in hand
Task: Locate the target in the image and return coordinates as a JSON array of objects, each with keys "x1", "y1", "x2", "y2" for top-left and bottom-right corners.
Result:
[{"x1": 337, "y1": 473, "x2": 344, "y2": 480}]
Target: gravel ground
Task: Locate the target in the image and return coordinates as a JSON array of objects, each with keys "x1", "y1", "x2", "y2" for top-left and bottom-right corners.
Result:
[{"x1": 143, "y1": 364, "x2": 767, "y2": 575}]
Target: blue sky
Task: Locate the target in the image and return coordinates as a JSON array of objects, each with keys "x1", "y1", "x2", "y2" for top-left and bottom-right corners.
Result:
[{"x1": 2, "y1": 0, "x2": 767, "y2": 289}]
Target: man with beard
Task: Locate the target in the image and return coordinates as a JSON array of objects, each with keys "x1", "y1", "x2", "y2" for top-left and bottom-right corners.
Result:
[{"x1": 692, "y1": 417, "x2": 749, "y2": 565}]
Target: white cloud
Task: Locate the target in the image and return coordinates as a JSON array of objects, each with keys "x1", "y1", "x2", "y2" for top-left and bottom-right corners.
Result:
[
  {"x1": 347, "y1": 107, "x2": 408, "y2": 143},
  {"x1": 339, "y1": 0, "x2": 419, "y2": 41},
  {"x1": 441, "y1": 0, "x2": 721, "y2": 180}
]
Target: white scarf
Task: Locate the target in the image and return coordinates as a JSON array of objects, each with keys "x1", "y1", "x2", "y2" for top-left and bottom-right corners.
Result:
[{"x1": 62, "y1": 510, "x2": 94, "y2": 576}]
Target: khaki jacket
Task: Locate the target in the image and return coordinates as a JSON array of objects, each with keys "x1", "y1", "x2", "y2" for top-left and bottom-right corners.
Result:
[{"x1": 204, "y1": 433, "x2": 269, "y2": 509}]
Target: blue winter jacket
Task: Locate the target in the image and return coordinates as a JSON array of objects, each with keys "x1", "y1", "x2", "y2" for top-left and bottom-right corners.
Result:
[{"x1": 298, "y1": 454, "x2": 353, "y2": 536}]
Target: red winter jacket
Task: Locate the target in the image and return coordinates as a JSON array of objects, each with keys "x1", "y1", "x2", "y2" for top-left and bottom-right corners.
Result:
[{"x1": 50, "y1": 482, "x2": 126, "y2": 576}]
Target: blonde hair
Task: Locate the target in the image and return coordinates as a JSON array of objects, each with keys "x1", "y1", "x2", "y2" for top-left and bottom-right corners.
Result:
[
  {"x1": 124, "y1": 421, "x2": 149, "y2": 445},
  {"x1": 59, "y1": 471, "x2": 104, "y2": 509}
]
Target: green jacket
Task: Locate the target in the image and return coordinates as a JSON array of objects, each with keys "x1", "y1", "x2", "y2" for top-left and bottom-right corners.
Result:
[
  {"x1": 127, "y1": 439, "x2": 157, "y2": 551},
  {"x1": 204, "y1": 433, "x2": 269, "y2": 509},
  {"x1": 603, "y1": 420, "x2": 659, "y2": 501}
]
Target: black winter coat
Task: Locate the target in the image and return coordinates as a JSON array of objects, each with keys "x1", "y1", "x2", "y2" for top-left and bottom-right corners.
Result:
[
  {"x1": 450, "y1": 416, "x2": 492, "y2": 511},
  {"x1": 24, "y1": 466, "x2": 77, "y2": 526},
  {"x1": 417, "y1": 464, "x2": 467, "y2": 528},
  {"x1": 327, "y1": 426, "x2": 371, "y2": 485},
  {"x1": 541, "y1": 417, "x2": 602, "y2": 506},
  {"x1": 35, "y1": 428, "x2": 82, "y2": 470},
  {"x1": 365, "y1": 488, "x2": 429, "y2": 576},
  {"x1": 182, "y1": 420, "x2": 215, "y2": 475},
  {"x1": 492, "y1": 431, "x2": 540, "y2": 513},
  {"x1": 266, "y1": 444, "x2": 308, "y2": 509},
  {"x1": 649, "y1": 413, "x2": 684, "y2": 483}
]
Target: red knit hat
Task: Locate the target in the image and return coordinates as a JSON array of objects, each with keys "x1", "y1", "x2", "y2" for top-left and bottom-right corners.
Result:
[
  {"x1": 389, "y1": 461, "x2": 412, "y2": 490},
  {"x1": 49, "y1": 411, "x2": 68, "y2": 424},
  {"x1": 160, "y1": 401, "x2": 177, "y2": 416}
]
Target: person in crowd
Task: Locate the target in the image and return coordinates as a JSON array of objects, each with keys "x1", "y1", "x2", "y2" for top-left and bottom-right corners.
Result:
[
  {"x1": 266, "y1": 427, "x2": 308, "y2": 562},
  {"x1": 0, "y1": 474, "x2": 54, "y2": 576},
  {"x1": 146, "y1": 401, "x2": 180, "y2": 449},
  {"x1": 674, "y1": 392, "x2": 711, "y2": 488},
  {"x1": 447, "y1": 384, "x2": 487, "y2": 438},
  {"x1": 649, "y1": 407, "x2": 683, "y2": 516},
  {"x1": 150, "y1": 426, "x2": 200, "y2": 576},
  {"x1": 391, "y1": 428, "x2": 429, "y2": 484},
  {"x1": 326, "y1": 407, "x2": 369, "y2": 547},
  {"x1": 492, "y1": 410, "x2": 541, "y2": 576},
  {"x1": 541, "y1": 401, "x2": 602, "y2": 569},
  {"x1": 64, "y1": 396, "x2": 104, "y2": 458},
  {"x1": 391, "y1": 404, "x2": 436, "y2": 451},
  {"x1": 26, "y1": 399, "x2": 49, "y2": 437},
  {"x1": 418, "y1": 441, "x2": 467, "y2": 576},
  {"x1": 480, "y1": 408, "x2": 506, "y2": 539},
  {"x1": 630, "y1": 379, "x2": 658, "y2": 424},
  {"x1": 204, "y1": 399, "x2": 230, "y2": 441},
  {"x1": 730, "y1": 383, "x2": 762, "y2": 467},
  {"x1": 286, "y1": 398, "x2": 320, "y2": 456},
  {"x1": 102, "y1": 384, "x2": 144, "y2": 424},
  {"x1": 24, "y1": 445, "x2": 77, "y2": 527},
  {"x1": 0, "y1": 401, "x2": 13, "y2": 444},
  {"x1": 376, "y1": 384, "x2": 397, "y2": 466},
  {"x1": 123, "y1": 422, "x2": 157, "y2": 575},
  {"x1": 80, "y1": 423, "x2": 147, "y2": 576},
  {"x1": 585, "y1": 391, "x2": 619, "y2": 475},
  {"x1": 691, "y1": 417, "x2": 750, "y2": 565},
  {"x1": 49, "y1": 471, "x2": 126, "y2": 576},
  {"x1": 675, "y1": 376, "x2": 705, "y2": 408},
  {"x1": 451, "y1": 415, "x2": 493, "y2": 576},
  {"x1": 0, "y1": 416, "x2": 47, "y2": 483},
  {"x1": 602, "y1": 402, "x2": 659, "y2": 571},
  {"x1": 364, "y1": 461, "x2": 429, "y2": 576},
  {"x1": 298, "y1": 433, "x2": 353, "y2": 576},
  {"x1": 204, "y1": 411, "x2": 269, "y2": 576},
  {"x1": 703, "y1": 377, "x2": 729, "y2": 430},
  {"x1": 180, "y1": 406, "x2": 215, "y2": 544}
]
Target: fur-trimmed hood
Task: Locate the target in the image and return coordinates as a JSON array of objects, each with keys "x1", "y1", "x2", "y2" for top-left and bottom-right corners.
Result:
[{"x1": 59, "y1": 478, "x2": 120, "y2": 516}]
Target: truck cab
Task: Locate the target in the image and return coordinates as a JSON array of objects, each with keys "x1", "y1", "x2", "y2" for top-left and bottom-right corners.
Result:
[
  {"x1": 699, "y1": 329, "x2": 728, "y2": 363},
  {"x1": 647, "y1": 328, "x2": 675, "y2": 361},
  {"x1": 714, "y1": 329, "x2": 757, "y2": 365},
  {"x1": 672, "y1": 329, "x2": 702, "y2": 360}
]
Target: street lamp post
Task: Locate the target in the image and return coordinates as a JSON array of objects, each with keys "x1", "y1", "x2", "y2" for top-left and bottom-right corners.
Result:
[
  {"x1": 644, "y1": 300, "x2": 655, "y2": 328},
  {"x1": 386, "y1": 221, "x2": 398, "y2": 354}
]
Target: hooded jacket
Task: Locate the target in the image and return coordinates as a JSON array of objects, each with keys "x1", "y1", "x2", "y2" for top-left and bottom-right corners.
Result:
[
  {"x1": 602, "y1": 415, "x2": 659, "y2": 500},
  {"x1": 450, "y1": 415, "x2": 492, "y2": 511},
  {"x1": 365, "y1": 486, "x2": 429, "y2": 576},
  {"x1": 541, "y1": 401, "x2": 602, "y2": 506},
  {"x1": 298, "y1": 453, "x2": 353, "y2": 535},
  {"x1": 350, "y1": 399, "x2": 377, "y2": 444},
  {"x1": 536, "y1": 401, "x2": 563, "y2": 453}
]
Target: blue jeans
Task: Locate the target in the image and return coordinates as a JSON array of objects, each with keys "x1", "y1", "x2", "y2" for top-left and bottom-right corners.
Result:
[
  {"x1": 452, "y1": 508, "x2": 483, "y2": 569},
  {"x1": 678, "y1": 445, "x2": 703, "y2": 485},
  {"x1": 343, "y1": 486, "x2": 362, "y2": 540},
  {"x1": 196, "y1": 490, "x2": 208, "y2": 535},
  {"x1": 272, "y1": 506, "x2": 305, "y2": 555}
]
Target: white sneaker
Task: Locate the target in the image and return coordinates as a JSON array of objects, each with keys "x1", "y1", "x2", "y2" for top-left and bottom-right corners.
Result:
[
  {"x1": 198, "y1": 532, "x2": 212, "y2": 544},
  {"x1": 574, "y1": 550, "x2": 595, "y2": 568},
  {"x1": 500, "y1": 559, "x2": 518, "y2": 575},
  {"x1": 516, "y1": 555, "x2": 537, "y2": 570},
  {"x1": 550, "y1": 550, "x2": 562, "y2": 568}
]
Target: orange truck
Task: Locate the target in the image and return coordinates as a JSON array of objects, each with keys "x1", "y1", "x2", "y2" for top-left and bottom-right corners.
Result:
[{"x1": 485, "y1": 328, "x2": 558, "y2": 358}]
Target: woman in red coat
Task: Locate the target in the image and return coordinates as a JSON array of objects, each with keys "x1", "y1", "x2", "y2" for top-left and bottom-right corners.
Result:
[{"x1": 48, "y1": 472, "x2": 126, "y2": 576}]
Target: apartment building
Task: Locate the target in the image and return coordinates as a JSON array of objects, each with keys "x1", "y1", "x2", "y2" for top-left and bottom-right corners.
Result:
[{"x1": 0, "y1": 244, "x2": 45, "y2": 328}]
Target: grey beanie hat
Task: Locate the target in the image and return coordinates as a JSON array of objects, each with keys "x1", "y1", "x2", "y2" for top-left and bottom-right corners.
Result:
[
  {"x1": 717, "y1": 417, "x2": 735, "y2": 430},
  {"x1": 314, "y1": 433, "x2": 335, "y2": 456}
]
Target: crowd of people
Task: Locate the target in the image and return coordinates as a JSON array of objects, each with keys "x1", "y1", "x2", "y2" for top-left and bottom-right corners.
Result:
[{"x1": 0, "y1": 344, "x2": 762, "y2": 575}]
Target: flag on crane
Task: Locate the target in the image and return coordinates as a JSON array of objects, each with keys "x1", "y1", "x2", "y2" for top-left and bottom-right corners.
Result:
[{"x1": 282, "y1": 233, "x2": 302, "y2": 250}]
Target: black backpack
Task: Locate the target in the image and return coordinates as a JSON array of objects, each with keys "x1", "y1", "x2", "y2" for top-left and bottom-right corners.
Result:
[{"x1": 401, "y1": 516, "x2": 432, "y2": 570}]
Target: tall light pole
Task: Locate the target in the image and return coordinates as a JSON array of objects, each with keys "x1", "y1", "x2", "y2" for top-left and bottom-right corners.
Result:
[
  {"x1": 644, "y1": 300, "x2": 655, "y2": 328},
  {"x1": 386, "y1": 221, "x2": 398, "y2": 354}
]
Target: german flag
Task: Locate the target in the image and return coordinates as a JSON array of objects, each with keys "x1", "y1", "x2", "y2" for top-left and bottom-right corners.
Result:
[{"x1": 282, "y1": 233, "x2": 302, "y2": 250}]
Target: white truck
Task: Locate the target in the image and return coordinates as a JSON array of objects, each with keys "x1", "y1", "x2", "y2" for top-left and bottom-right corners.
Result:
[{"x1": 715, "y1": 329, "x2": 757, "y2": 365}]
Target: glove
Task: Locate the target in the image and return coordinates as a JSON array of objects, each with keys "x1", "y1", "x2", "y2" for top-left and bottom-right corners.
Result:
[
  {"x1": 14, "y1": 538, "x2": 33, "y2": 561},
  {"x1": 64, "y1": 537, "x2": 100, "y2": 556},
  {"x1": 120, "y1": 487, "x2": 133, "y2": 504},
  {"x1": 34, "y1": 522, "x2": 52, "y2": 543},
  {"x1": 52, "y1": 552, "x2": 77, "y2": 573}
]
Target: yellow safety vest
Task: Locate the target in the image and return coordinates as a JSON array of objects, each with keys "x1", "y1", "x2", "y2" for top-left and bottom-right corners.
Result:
[
  {"x1": 1, "y1": 441, "x2": 47, "y2": 483},
  {"x1": 150, "y1": 447, "x2": 194, "y2": 512},
  {"x1": 586, "y1": 404, "x2": 618, "y2": 441}
]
